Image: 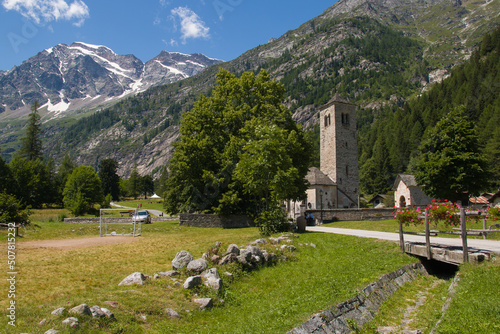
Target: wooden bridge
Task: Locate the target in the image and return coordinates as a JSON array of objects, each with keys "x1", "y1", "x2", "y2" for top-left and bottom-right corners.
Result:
[{"x1": 399, "y1": 208, "x2": 499, "y2": 265}]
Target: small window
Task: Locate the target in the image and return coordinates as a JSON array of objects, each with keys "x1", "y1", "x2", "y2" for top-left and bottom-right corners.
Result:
[
  {"x1": 324, "y1": 114, "x2": 331, "y2": 127},
  {"x1": 346, "y1": 165, "x2": 349, "y2": 177}
]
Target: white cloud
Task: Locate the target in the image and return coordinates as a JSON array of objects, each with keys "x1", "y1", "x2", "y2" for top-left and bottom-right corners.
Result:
[
  {"x1": 2, "y1": 0, "x2": 90, "y2": 26},
  {"x1": 170, "y1": 6, "x2": 210, "y2": 43}
]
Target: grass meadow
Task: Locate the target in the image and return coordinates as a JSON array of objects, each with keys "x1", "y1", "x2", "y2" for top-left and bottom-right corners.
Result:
[
  {"x1": 1, "y1": 208, "x2": 498, "y2": 333},
  {"x1": 1, "y1": 219, "x2": 416, "y2": 333}
]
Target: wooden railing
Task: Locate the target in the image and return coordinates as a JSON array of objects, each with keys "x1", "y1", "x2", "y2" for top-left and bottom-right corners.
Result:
[{"x1": 399, "y1": 208, "x2": 500, "y2": 264}]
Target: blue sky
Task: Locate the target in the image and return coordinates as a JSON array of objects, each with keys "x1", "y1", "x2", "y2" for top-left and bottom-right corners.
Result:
[{"x1": 0, "y1": 0, "x2": 337, "y2": 71}]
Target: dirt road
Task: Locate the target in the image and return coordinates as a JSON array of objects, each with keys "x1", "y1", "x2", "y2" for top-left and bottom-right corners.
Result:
[{"x1": 18, "y1": 236, "x2": 140, "y2": 250}]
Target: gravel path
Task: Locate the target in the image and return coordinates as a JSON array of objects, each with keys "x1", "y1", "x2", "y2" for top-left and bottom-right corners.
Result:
[{"x1": 18, "y1": 236, "x2": 140, "y2": 250}]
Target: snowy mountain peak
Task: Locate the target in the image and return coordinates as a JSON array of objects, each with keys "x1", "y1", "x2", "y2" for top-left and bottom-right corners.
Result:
[{"x1": 0, "y1": 43, "x2": 223, "y2": 120}]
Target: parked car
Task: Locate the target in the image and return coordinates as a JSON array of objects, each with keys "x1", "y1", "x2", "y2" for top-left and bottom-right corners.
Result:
[{"x1": 132, "y1": 210, "x2": 151, "y2": 224}]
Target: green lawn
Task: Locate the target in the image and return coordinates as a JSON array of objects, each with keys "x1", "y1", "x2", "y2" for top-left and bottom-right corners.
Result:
[
  {"x1": 2, "y1": 211, "x2": 498, "y2": 333},
  {"x1": 1, "y1": 220, "x2": 416, "y2": 333}
]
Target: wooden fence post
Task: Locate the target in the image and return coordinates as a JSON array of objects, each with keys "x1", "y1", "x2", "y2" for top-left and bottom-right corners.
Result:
[
  {"x1": 483, "y1": 214, "x2": 488, "y2": 240},
  {"x1": 399, "y1": 222, "x2": 405, "y2": 253},
  {"x1": 460, "y1": 208, "x2": 469, "y2": 263},
  {"x1": 425, "y1": 208, "x2": 431, "y2": 260}
]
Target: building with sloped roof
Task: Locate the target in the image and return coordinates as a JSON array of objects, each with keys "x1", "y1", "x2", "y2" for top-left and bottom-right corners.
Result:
[
  {"x1": 285, "y1": 96, "x2": 359, "y2": 219},
  {"x1": 392, "y1": 174, "x2": 432, "y2": 207}
]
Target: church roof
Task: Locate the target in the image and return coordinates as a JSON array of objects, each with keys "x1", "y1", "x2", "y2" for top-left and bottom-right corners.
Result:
[
  {"x1": 392, "y1": 174, "x2": 418, "y2": 190},
  {"x1": 320, "y1": 93, "x2": 355, "y2": 110},
  {"x1": 306, "y1": 167, "x2": 336, "y2": 186}
]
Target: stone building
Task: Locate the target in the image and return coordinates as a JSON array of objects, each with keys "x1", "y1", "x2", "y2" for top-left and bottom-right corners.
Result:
[
  {"x1": 320, "y1": 95, "x2": 359, "y2": 208},
  {"x1": 392, "y1": 174, "x2": 432, "y2": 208},
  {"x1": 286, "y1": 95, "x2": 359, "y2": 219}
]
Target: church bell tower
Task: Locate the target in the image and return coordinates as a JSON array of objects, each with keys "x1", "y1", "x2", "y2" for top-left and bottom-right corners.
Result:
[{"x1": 319, "y1": 95, "x2": 359, "y2": 208}]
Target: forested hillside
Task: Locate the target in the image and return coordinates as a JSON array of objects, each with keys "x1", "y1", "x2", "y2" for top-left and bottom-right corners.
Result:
[
  {"x1": 10, "y1": 0, "x2": 497, "y2": 180},
  {"x1": 357, "y1": 25, "x2": 500, "y2": 195}
]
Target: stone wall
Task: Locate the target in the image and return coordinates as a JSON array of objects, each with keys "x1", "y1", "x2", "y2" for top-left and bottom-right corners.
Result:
[
  {"x1": 306, "y1": 208, "x2": 394, "y2": 223},
  {"x1": 288, "y1": 263, "x2": 428, "y2": 334},
  {"x1": 179, "y1": 214, "x2": 254, "y2": 228},
  {"x1": 64, "y1": 217, "x2": 176, "y2": 224}
]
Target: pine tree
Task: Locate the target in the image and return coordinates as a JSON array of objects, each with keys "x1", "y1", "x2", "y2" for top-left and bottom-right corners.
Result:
[{"x1": 19, "y1": 101, "x2": 43, "y2": 161}]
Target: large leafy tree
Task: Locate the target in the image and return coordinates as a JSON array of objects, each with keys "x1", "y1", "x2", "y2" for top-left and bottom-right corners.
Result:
[
  {"x1": 164, "y1": 68, "x2": 310, "y2": 223},
  {"x1": 63, "y1": 166, "x2": 103, "y2": 215},
  {"x1": 98, "y1": 158, "x2": 120, "y2": 201},
  {"x1": 55, "y1": 153, "x2": 77, "y2": 204},
  {"x1": 414, "y1": 107, "x2": 489, "y2": 202},
  {"x1": 9, "y1": 156, "x2": 53, "y2": 208}
]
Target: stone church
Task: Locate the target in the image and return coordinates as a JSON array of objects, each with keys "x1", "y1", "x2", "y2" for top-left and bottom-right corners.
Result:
[{"x1": 286, "y1": 95, "x2": 359, "y2": 219}]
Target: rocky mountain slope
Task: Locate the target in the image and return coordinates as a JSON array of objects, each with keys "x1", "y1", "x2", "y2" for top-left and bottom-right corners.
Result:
[
  {"x1": 1, "y1": 0, "x2": 499, "y2": 178},
  {"x1": 0, "y1": 42, "x2": 222, "y2": 120}
]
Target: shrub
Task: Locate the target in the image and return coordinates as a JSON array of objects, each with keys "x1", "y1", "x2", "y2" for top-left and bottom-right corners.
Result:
[
  {"x1": 0, "y1": 192, "x2": 31, "y2": 226},
  {"x1": 255, "y1": 206, "x2": 289, "y2": 236}
]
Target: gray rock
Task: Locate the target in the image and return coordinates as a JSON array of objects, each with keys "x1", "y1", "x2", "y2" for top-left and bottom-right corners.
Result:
[
  {"x1": 202, "y1": 268, "x2": 220, "y2": 280},
  {"x1": 39, "y1": 318, "x2": 47, "y2": 325},
  {"x1": 90, "y1": 305, "x2": 105, "y2": 318},
  {"x1": 204, "y1": 277, "x2": 223, "y2": 291},
  {"x1": 45, "y1": 329, "x2": 60, "y2": 334},
  {"x1": 194, "y1": 298, "x2": 213, "y2": 310},
  {"x1": 69, "y1": 304, "x2": 91, "y2": 316},
  {"x1": 172, "y1": 250, "x2": 193, "y2": 270},
  {"x1": 187, "y1": 258, "x2": 208, "y2": 274},
  {"x1": 281, "y1": 244, "x2": 296, "y2": 252},
  {"x1": 262, "y1": 250, "x2": 270, "y2": 262},
  {"x1": 239, "y1": 248, "x2": 253, "y2": 261},
  {"x1": 62, "y1": 317, "x2": 79, "y2": 327},
  {"x1": 210, "y1": 254, "x2": 221, "y2": 263},
  {"x1": 251, "y1": 238, "x2": 267, "y2": 245},
  {"x1": 157, "y1": 270, "x2": 180, "y2": 278},
  {"x1": 248, "y1": 246, "x2": 263, "y2": 258},
  {"x1": 101, "y1": 307, "x2": 115, "y2": 318},
  {"x1": 236, "y1": 254, "x2": 248, "y2": 265},
  {"x1": 118, "y1": 272, "x2": 147, "y2": 286},
  {"x1": 250, "y1": 255, "x2": 262, "y2": 264},
  {"x1": 183, "y1": 275, "x2": 202, "y2": 289},
  {"x1": 219, "y1": 253, "x2": 237, "y2": 264},
  {"x1": 269, "y1": 237, "x2": 280, "y2": 244},
  {"x1": 51, "y1": 307, "x2": 66, "y2": 316},
  {"x1": 226, "y1": 244, "x2": 240, "y2": 255},
  {"x1": 166, "y1": 308, "x2": 179, "y2": 318}
]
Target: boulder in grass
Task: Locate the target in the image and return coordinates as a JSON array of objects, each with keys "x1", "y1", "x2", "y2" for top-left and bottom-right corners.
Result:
[
  {"x1": 194, "y1": 298, "x2": 213, "y2": 310},
  {"x1": 187, "y1": 258, "x2": 208, "y2": 274},
  {"x1": 118, "y1": 272, "x2": 147, "y2": 286},
  {"x1": 183, "y1": 275, "x2": 202, "y2": 289},
  {"x1": 69, "y1": 304, "x2": 91, "y2": 316},
  {"x1": 219, "y1": 253, "x2": 237, "y2": 265},
  {"x1": 204, "y1": 277, "x2": 222, "y2": 291},
  {"x1": 172, "y1": 250, "x2": 193, "y2": 270},
  {"x1": 101, "y1": 307, "x2": 115, "y2": 318},
  {"x1": 156, "y1": 270, "x2": 180, "y2": 278},
  {"x1": 226, "y1": 244, "x2": 240, "y2": 256},
  {"x1": 51, "y1": 307, "x2": 66, "y2": 316},
  {"x1": 45, "y1": 329, "x2": 60, "y2": 334},
  {"x1": 202, "y1": 268, "x2": 220, "y2": 280},
  {"x1": 90, "y1": 305, "x2": 105, "y2": 318},
  {"x1": 62, "y1": 317, "x2": 79, "y2": 327},
  {"x1": 166, "y1": 308, "x2": 180, "y2": 318}
]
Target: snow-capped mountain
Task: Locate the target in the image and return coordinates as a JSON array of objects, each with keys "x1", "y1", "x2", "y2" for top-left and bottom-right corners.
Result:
[{"x1": 0, "y1": 42, "x2": 222, "y2": 119}]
